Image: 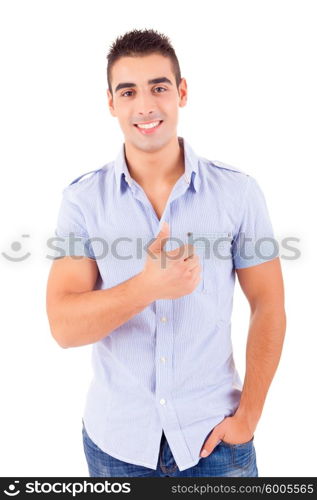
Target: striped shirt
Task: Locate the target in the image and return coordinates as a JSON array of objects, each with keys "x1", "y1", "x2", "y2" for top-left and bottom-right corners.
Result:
[{"x1": 52, "y1": 136, "x2": 277, "y2": 471}]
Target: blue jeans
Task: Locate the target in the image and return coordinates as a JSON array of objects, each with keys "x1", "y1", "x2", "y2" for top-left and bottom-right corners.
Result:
[{"x1": 82, "y1": 420, "x2": 259, "y2": 477}]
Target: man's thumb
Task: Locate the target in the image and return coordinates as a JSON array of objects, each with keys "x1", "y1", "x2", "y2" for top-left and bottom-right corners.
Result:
[{"x1": 149, "y1": 221, "x2": 170, "y2": 254}]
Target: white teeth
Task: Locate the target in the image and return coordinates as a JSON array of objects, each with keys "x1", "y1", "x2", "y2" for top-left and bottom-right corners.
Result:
[{"x1": 137, "y1": 121, "x2": 160, "y2": 129}]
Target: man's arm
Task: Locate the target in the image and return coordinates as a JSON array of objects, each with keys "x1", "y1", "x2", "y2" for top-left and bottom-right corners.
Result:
[
  {"x1": 46, "y1": 223, "x2": 200, "y2": 349},
  {"x1": 200, "y1": 256, "x2": 286, "y2": 456},
  {"x1": 46, "y1": 257, "x2": 156, "y2": 349},
  {"x1": 234, "y1": 256, "x2": 287, "y2": 429}
]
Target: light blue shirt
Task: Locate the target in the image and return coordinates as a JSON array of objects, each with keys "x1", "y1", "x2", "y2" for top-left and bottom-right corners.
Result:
[{"x1": 52, "y1": 137, "x2": 277, "y2": 471}]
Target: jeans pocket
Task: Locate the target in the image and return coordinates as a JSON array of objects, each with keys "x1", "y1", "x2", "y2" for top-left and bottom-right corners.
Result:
[
  {"x1": 220, "y1": 437, "x2": 255, "y2": 468},
  {"x1": 220, "y1": 436, "x2": 254, "y2": 447},
  {"x1": 232, "y1": 438, "x2": 255, "y2": 468}
]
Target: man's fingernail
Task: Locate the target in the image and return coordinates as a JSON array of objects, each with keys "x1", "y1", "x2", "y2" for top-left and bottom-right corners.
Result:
[{"x1": 200, "y1": 449, "x2": 208, "y2": 457}]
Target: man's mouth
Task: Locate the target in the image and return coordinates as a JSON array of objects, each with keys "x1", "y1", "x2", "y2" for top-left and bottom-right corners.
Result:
[{"x1": 133, "y1": 120, "x2": 163, "y2": 134}]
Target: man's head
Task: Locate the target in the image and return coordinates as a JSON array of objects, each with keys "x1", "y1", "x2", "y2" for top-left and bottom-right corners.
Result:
[{"x1": 106, "y1": 28, "x2": 187, "y2": 153}]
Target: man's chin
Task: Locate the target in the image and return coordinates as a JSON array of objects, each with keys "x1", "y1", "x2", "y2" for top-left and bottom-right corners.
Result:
[
  {"x1": 125, "y1": 130, "x2": 178, "y2": 153},
  {"x1": 124, "y1": 131, "x2": 176, "y2": 153}
]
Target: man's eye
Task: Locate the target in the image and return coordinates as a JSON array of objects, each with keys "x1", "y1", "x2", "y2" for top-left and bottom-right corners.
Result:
[
  {"x1": 122, "y1": 90, "x2": 133, "y2": 97},
  {"x1": 121, "y1": 87, "x2": 167, "y2": 97}
]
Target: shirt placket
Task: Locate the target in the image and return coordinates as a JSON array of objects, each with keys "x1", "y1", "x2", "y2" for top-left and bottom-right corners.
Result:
[{"x1": 126, "y1": 173, "x2": 195, "y2": 467}]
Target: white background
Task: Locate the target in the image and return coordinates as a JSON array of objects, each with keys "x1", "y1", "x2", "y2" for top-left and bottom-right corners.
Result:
[{"x1": 0, "y1": 0, "x2": 316, "y2": 477}]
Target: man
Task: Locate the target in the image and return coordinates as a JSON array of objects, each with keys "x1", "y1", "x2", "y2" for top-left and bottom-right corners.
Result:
[{"x1": 46, "y1": 28, "x2": 286, "y2": 477}]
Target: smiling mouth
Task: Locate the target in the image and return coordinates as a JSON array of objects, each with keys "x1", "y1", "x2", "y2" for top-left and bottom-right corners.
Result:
[{"x1": 134, "y1": 120, "x2": 163, "y2": 133}]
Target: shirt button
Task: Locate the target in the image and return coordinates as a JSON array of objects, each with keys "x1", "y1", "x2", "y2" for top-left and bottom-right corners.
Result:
[
  {"x1": 160, "y1": 356, "x2": 166, "y2": 363},
  {"x1": 160, "y1": 316, "x2": 167, "y2": 323},
  {"x1": 160, "y1": 398, "x2": 166, "y2": 406}
]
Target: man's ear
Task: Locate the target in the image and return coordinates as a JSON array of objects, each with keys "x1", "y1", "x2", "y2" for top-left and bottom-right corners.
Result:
[
  {"x1": 178, "y1": 77, "x2": 188, "y2": 108},
  {"x1": 107, "y1": 88, "x2": 117, "y2": 117}
]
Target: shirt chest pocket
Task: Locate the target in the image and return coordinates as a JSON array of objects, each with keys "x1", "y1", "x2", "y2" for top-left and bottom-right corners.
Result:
[{"x1": 192, "y1": 232, "x2": 233, "y2": 295}]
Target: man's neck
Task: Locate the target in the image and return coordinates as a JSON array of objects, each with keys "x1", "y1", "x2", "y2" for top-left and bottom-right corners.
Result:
[{"x1": 123, "y1": 136, "x2": 185, "y2": 189}]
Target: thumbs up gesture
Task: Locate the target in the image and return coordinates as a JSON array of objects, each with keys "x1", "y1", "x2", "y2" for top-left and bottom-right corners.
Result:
[{"x1": 141, "y1": 221, "x2": 202, "y2": 300}]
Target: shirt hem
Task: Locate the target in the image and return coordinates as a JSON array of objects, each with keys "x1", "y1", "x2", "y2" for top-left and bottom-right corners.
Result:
[
  {"x1": 83, "y1": 418, "x2": 159, "y2": 470},
  {"x1": 83, "y1": 417, "x2": 201, "y2": 472},
  {"x1": 177, "y1": 458, "x2": 201, "y2": 472},
  {"x1": 89, "y1": 443, "x2": 200, "y2": 473},
  {"x1": 95, "y1": 445, "x2": 159, "y2": 471}
]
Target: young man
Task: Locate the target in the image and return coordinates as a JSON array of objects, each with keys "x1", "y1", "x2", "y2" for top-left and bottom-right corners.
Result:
[{"x1": 46, "y1": 29, "x2": 286, "y2": 477}]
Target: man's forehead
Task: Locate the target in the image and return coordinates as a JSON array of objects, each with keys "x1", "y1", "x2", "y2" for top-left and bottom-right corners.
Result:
[{"x1": 112, "y1": 55, "x2": 174, "y2": 83}]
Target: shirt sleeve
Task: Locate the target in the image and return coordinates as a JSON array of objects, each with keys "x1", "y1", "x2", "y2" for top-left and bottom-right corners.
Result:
[
  {"x1": 232, "y1": 175, "x2": 278, "y2": 269},
  {"x1": 52, "y1": 187, "x2": 96, "y2": 260}
]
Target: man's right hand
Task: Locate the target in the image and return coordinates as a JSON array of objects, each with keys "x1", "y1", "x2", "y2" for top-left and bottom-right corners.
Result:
[{"x1": 140, "y1": 221, "x2": 202, "y2": 300}]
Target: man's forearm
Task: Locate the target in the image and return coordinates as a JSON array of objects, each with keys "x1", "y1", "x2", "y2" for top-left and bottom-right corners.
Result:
[
  {"x1": 235, "y1": 305, "x2": 287, "y2": 431},
  {"x1": 52, "y1": 271, "x2": 155, "y2": 349}
]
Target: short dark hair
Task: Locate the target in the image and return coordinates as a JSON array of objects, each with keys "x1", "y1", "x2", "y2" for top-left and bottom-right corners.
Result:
[{"x1": 106, "y1": 28, "x2": 182, "y2": 96}]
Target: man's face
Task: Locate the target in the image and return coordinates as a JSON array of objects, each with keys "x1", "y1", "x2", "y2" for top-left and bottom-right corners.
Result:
[{"x1": 107, "y1": 53, "x2": 187, "y2": 152}]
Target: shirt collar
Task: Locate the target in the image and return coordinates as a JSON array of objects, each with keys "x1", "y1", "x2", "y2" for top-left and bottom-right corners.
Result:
[{"x1": 114, "y1": 136, "x2": 201, "y2": 194}]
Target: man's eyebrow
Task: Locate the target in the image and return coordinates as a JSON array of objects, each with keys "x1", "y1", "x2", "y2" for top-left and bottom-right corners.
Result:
[{"x1": 114, "y1": 77, "x2": 173, "y2": 93}]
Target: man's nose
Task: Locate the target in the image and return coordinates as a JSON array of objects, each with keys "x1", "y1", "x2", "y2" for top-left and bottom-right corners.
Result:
[{"x1": 135, "y1": 92, "x2": 157, "y2": 117}]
